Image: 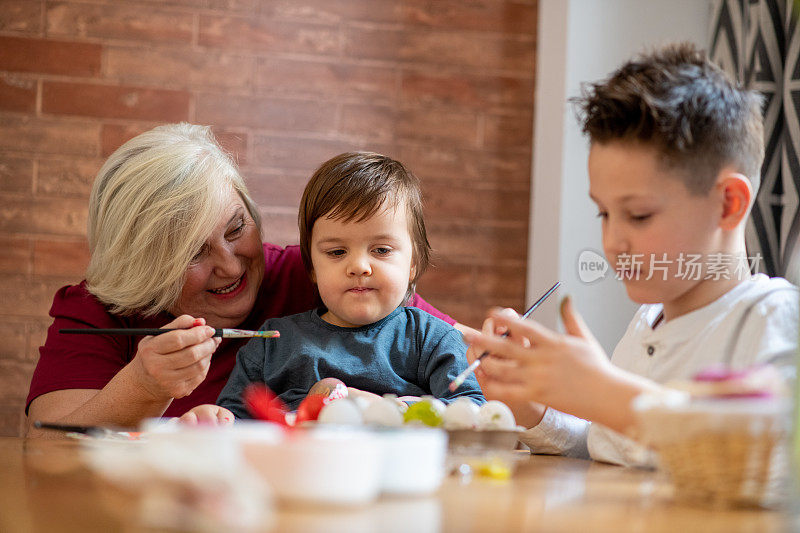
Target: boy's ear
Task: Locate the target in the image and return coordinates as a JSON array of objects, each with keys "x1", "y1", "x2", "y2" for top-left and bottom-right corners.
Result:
[
  {"x1": 717, "y1": 171, "x2": 752, "y2": 230},
  {"x1": 409, "y1": 261, "x2": 417, "y2": 282}
]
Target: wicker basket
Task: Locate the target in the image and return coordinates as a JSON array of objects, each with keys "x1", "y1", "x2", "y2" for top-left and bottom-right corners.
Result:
[{"x1": 634, "y1": 395, "x2": 791, "y2": 508}]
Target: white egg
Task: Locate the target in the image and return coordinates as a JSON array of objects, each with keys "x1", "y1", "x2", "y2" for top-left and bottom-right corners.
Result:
[
  {"x1": 317, "y1": 398, "x2": 364, "y2": 425},
  {"x1": 443, "y1": 398, "x2": 480, "y2": 430},
  {"x1": 478, "y1": 400, "x2": 516, "y2": 430},
  {"x1": 363, "y1": 396, "x2": 404, "y2": 427}
]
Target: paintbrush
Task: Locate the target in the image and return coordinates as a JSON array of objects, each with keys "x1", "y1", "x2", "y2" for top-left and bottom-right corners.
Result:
[
  {"x1": 59, "y1": 328, "x2": 280, "y2": 338},
  {"x1": 33, "y1": 421, "x2": 123, "y2": 437},
  {"x1": 449, "y1": 281, "x2": 561, "y2": 392}
]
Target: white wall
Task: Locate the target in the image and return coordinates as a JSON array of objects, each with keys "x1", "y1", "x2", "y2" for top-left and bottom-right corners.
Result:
[{"x1": 528, "y1": 0, "x2": 712, "y2": 353}]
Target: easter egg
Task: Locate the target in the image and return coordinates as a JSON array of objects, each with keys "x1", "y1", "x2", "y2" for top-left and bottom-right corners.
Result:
[
  {"x1": 443, "y1": 397, "x2": 480, "y2": 430},
  {"x1": 318, "y1": 398, "x2": 364, "y2": 425},
  {"x1": 308, "y1": 377, "x2": 348, "y2": 399},
  {"x1": 363, "y1": 395, "x2": 404, "y2": 427},
  {"x1": 295, "y1": 394, "x2": 327, "y2": 425},
  {"x1": 403, "y1": 398, "x2": 444, "y2": 427},
  {"x1": 478, "y1": 400, "x2": 516, "y2": 430}
]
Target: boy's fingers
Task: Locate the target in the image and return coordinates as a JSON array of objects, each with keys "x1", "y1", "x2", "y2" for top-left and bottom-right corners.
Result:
[
  {"x1": 560, "y1": 296, "x2": 599, "y2": 345},
  {"x1": 487, "y1": 312, "x2": 558, "y2": 345}
]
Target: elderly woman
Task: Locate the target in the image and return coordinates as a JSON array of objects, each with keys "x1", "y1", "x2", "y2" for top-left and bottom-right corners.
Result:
[{"x1": 26, "y1": 123, "x2": 457, "y2": 436}]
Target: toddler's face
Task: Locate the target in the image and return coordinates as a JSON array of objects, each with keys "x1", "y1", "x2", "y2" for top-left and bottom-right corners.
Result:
[
  {"x1": 588, "y1": 141, "x2": 726, "y2": 309},
  {"x1": 309, "y1": 203, "x2": 416, "y2": 328}
]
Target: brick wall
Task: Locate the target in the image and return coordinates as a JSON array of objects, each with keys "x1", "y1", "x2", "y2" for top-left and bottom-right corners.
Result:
[{"x1": 0, "y1": 0, "x2": 535, "y2": 436}]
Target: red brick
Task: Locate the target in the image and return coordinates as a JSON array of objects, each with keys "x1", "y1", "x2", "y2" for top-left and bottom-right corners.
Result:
[
  {"x1": 0, "y1": 276, "x2": 67, "y2": 317},
  {"x1": 340, "y1": 104, "x2": 398, "y2": 144},
  {"x1": 483, "y1": 112, "x2": 533, "y2": 149},
  {"x1": 0, "y1": 156, "x2": 33, "y2": 193},
  {"x1": 0, "y1": 405, "x2": 26, "y2": 437},
  {"x1": 421, "y1": 181, "x2": 478, "y2": 220},
  {"x1": 195, "y1": 93, "x2": 336, "y2": 133},
  {"x1": 253, "y1": 135, "x2": 354, "y2": 174},
  {"x1": 0, "y1": 36, "x2": 101, "y2": 77},
  {"x1": 256, "y1": 58, "x2": 398, "y2": 103},
  {"x1": 396, "y1": 107, "x2": 479, "y2": 147},
  {"x1": 401, "y1": 0, "x2": 537, "y2": 34},
  {"x1": 101, "y1": 123, "x2": 157, "y2": 158},
  {"x1": 257, "y1": 0, "x2": 400, "y2": 24},
  {"x1": 105, "y1": 46, "x2": 254, "y2": 90},
  {"x1": 415, "y1": 263, "x2": 474, "y2": 300},
  {"x1": 0, "y1": 236, "x2": 30, "y2": 275},
  {"x1": 0, "y1": 320, "x2": 29, "y2": 361},
  {"x1": 208, "y1": 0, "x2": 257, "y2": 11},
  {"x1": 396, "y1": 144, "x2": 531, "y2": 188},
  {"x1": 0, "y1": 74, "x2": 35, "y2": 113},
  {"x1": 0, "y1": 194, "x2": 88, "y2": 236},
  {"x1": 37, "y1": 157, "x2": 102, "y2": 198},
  {"x1": 0, "y1": 0, "x2": 42, "y2": 33},
  {"x1": 345, "y1": 27, "x2": 535, "y2": 72},
  {"x1": 423, "y1": 182, "x2": 529, "y2": 222},
  {"x1": 199, "y1": 15, "x2": 340, "y2": 54},
  {"x1": 33, "y1": 239, "x2": 90, "y2": 278},
  {"x1": 262, "y1": 1, "x2": 535, "y2": 33},
  {"x1": 0, "y1": 358, "x2": 35, "y2": 402},
  {"x1": 427, "y1": 220, "x2": 528, "y2": 264},
  {"x1": 257, "y1": 208, "x2": 299, "y2": 246},
  {"x1": 42, "y1": 82, "x2": 190, "y2": 122},
  {"x1": 401, "y1": 71, "x2": 534, "y2": 109},
  {"x1": 244, "y1": 169, "x2": 307, "y2": 208},
  {"x1": 473, "y1": 263, "x2": 528, "y2": 300},
  {"x1": 0, "y1": 116, "x2": 100, "y2": 156},
  {"x1": 214, "y1": 130, "x2": 248, "y2": 167},
  {"x1": 46, "y1": 2, "x2": 193, "y2": 44}
]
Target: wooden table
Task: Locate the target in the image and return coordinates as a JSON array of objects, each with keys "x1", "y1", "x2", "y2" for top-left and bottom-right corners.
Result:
[{"x1": 0, "y1": 436, "x2": 794, "y2": 532}]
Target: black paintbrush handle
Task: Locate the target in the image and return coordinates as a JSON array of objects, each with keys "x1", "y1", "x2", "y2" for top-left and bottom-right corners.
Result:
[{"x1": 60, "y1": 328, "x2": 185, "y2": 336}]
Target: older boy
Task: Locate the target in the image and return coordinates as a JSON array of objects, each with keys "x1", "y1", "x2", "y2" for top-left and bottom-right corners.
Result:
[{"x1": 463, "y1": 43, "x2": 798, "y2": 466}]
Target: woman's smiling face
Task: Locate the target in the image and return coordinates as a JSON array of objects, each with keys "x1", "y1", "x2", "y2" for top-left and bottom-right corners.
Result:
[{"x1": 169, "y1": 187, "x2": 265, "y2": 328}]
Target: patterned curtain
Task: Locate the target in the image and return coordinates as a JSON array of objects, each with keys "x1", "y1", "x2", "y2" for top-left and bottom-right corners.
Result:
[{"x1": 709, "y1": 0, "x2": 800, "y2": 281}]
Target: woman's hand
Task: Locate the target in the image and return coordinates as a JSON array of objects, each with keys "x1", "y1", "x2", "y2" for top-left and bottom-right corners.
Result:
[
  {"x1": 130, "y1": 315, "x2": 221, "y2": 402},
  {"x1": 178, "y1": 404, "x2": 234, "y2": 426},
  {"x1": 464, "y1": 298, "x2": 623, "y2": 427}
]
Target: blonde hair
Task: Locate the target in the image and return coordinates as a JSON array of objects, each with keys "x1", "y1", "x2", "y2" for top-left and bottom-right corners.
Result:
[{"x1": 86, "y1": 123, "x2": 261, "y2": 316}]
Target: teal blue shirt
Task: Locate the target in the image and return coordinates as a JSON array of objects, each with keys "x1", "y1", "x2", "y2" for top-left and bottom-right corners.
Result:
[{"x1": 217, "y1": 306, "x2": 484, "y2": 417}]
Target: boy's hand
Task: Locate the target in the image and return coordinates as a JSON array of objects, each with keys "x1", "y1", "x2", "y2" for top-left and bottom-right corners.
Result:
[
  {"x1": 178, "y1": 404, "x2": 234, "y2": 426},
  {"x1": 467, "y1": 308, "x2": 546, "y2": 428},
  {"x1": 464, "y1": 297, "x2": 618, "y2": 426}
]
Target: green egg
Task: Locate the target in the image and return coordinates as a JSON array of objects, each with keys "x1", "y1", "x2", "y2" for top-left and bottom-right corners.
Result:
[{"x1": 403, "y1": 400, "x2": 444, "y2": 427}]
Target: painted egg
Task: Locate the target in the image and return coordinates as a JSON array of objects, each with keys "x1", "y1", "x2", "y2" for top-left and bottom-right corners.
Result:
[
  {"x1": 403, "y1": 397, "x2": 445, "y2": 427},
  {"x1": 363, "y1": 395, "x2": 404, "y2": 427},
  {"x1": 317, "y1": 398, "x2": 364, "y2": 425},
  {"x1": 478, "y1": 400, "x2": 516, "y2": 430},
  {"x1": 443, "y1": 397, "x2": 480, "y2": 430}
]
